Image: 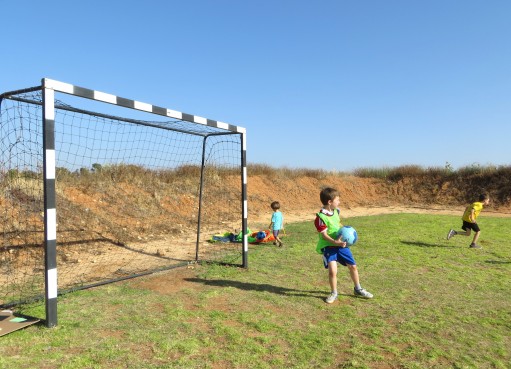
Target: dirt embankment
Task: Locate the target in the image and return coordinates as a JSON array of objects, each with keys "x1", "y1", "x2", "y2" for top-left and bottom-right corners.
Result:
[
  {"x1": 52, "y1": 172, "x2": 511, "y2": 236},
  {"x1": 247, "y1": 174, "x2": 511, "y2": 226},
  {"x1": 5, "y1": 171, "x2": 510, "y2": 247}
]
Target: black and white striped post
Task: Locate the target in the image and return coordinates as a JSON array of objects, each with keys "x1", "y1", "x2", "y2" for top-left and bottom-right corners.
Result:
[
  {"x1": 241, "y1": 131, "x2": 248, "y2": 268},
  {"x1": 42, "y1": 79, "x2": 58, "y2": 327}
]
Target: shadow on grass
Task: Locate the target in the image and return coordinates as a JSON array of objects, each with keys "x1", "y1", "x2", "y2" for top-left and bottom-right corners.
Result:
[
  {"x1": 184, "y1": 278, "x2": 325, "y2": 300},
  {"x1": 401, "y1": 240, "x2": 456, "y2": 248},
  {"x1": 484, "y1": 251, "x2": 511, "y2": 264},
  {"x1": 485, "y1": 260, "x2": 511, "y2": 264}
]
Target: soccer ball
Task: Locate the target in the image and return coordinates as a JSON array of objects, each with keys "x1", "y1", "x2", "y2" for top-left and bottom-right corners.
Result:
[
  {"x1": 256, "y1": 231, "x2": 267, "y2": 240},
  {"x1": 337, "y1": 226, "x2": 358, "y2": 246}
]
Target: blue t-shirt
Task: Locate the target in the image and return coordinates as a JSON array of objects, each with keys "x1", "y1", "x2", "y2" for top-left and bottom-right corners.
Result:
[{"x1": 271, "y1": 211, "x2": 283, "y2": 230}]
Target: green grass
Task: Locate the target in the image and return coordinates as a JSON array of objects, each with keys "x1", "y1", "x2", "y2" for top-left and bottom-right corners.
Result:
[{"x1": 1, "y1": 213, "x2": 510, "y2": 368}]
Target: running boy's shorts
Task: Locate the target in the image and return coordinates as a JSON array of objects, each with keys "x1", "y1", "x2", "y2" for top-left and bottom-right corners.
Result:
[{"x1": 462, "y1": 221, "x2": 480, "y2": 233}]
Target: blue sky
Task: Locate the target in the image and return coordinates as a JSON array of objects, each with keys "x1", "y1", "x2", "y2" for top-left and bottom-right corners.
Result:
[{"x1": 2, "y1": 1, "x2": 510, "y2": 171}]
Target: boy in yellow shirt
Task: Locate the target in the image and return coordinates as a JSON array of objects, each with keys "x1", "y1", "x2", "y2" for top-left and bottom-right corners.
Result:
[{"x1": 447, "y1": 194, "x2": 490, "y2": 249}]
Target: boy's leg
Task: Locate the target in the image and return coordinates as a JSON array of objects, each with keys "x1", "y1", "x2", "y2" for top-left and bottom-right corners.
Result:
[
  {"x1": 465, "y1": 222, "x2": 481, "y2": 248},
  {"x1": 472, "y1": 231, "x2": 480, "y2": 244},
  {"x1": 273, "y1": 230, "x2": 283, "y2": 247},
  {"x1": 328, "y1": 261, "x2": 337, "y2": 293},
  {"x1": 447, "y1": 229, "x2": 470, "y2": 239},
  {"x1": 470, "y1": 231, "x2": 482, "y2": 248},
  {"x1": 325, "y1": 261, "x2": 338, "y2": 303},
  {"x1": 347, "y1": 264, "x2": 373, "y2": 299},
  {"x1": 347, "y1": 264, "x2": 360, "y2": 286}
]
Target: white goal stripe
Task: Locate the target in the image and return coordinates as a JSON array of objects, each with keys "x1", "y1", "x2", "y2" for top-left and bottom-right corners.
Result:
[
  {"x1": 47, "y1": 268, "x2": 58, "y2": 299},
  {"x1": 43, "y1": 78, "x2": 245, "y2": 133}
]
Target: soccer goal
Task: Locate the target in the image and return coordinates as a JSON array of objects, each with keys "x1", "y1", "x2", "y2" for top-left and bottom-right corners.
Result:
[{"x1": 0, "y1": 78, "x2": 248, "y2": 327}]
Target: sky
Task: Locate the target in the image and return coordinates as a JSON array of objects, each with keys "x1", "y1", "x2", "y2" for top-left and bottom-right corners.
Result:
[{"x1": 2, "y1": 0, "x2": 510, "y2": 172}]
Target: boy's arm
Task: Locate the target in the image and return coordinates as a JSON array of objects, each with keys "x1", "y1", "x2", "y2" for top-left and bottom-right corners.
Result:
[
  {"x1": 270, "y1": 213, "x2": 277, "y2": 229},
  {"x1": 470, "y1": 208, "x2": 476, "y2": 223},
  {"x1": 320, "y1": 230, "x2": 347, "y2": 248}
]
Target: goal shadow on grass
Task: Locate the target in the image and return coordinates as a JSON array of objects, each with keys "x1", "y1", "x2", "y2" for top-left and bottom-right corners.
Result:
[{"x1": 184, "y1": 278, "x2": 325, "y2": 300}]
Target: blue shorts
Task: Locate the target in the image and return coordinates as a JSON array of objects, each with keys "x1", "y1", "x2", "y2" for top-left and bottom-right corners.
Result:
[{"x1": 322, "y1": 247, "x2": 356, "y2": 268}]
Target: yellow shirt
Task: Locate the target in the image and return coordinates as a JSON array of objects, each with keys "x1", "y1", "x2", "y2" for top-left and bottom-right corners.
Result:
[{"x1": 462, "y1": 201, "x2": 484, "y2": 223}]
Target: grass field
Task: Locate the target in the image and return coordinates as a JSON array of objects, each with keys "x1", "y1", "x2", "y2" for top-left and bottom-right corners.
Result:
[{"x1": 1, "y1": 213, "x2": 510, "y2": 369}]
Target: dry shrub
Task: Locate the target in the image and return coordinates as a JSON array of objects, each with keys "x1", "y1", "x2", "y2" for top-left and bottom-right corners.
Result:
[
  {"x1": 248, "y1": 164, "x2": 277, "y2": 178},
  {"x1": 352, "y1": 167, "x2": 392, "y2": 179},
  {"x1": 283, "y1": 167, "x2": 329, "y2": 180},
  {"x1": 248, "y1": 164, "x2": 330, "y2": 181}
]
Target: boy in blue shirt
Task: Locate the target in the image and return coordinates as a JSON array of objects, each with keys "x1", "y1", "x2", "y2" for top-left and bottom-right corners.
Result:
[
  {"x1": 269, "y1": 201, "x2": 284, "y2": 247},
  {"x1": 314, "y1": 187, "x2": 373, "y2": 303}
]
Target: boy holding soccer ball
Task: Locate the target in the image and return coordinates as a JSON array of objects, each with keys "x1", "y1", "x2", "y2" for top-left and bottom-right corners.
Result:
[{"x1": 314, "y1": 187, "x2": 373, "y2": 303}]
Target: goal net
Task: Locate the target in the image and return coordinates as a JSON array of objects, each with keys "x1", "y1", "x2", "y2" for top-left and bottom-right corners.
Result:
[{"x1": 0, "y1": 79, "x2": 248, "y2": 326}]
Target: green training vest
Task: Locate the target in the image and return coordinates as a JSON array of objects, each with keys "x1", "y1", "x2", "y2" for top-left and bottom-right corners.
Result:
[{"x1": 316, "y1": 210, "x2": 341, "y2": 254}]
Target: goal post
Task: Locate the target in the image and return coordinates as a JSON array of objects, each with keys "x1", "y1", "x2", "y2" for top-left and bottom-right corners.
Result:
[
  {"x1": 42, "y1": 83, "x2": 58, "y2": 328},
  {"x1": 0, "y1": 78, "x2": 248, "y2": 328}
]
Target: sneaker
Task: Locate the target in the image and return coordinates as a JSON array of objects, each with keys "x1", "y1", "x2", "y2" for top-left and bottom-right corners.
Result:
[
  {"x1": 325, "y1": 292, "x2": 338, "y2": 304},
  {"x1": 354, "y1": 288, "x2": 373, "y2": 299},
  {"x1": 278, "y1": 241, "x2": 283, "y2": 247},
  {"x1": 469, "y1": 243, "x2": 482, "y2": 249},
  {"x1": 447, "y1": 229, "x2": 456, "y2": 240}
]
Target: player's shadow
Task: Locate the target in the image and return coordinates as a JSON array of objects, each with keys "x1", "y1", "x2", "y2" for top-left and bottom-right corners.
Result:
[
  {"x1": 184, "y1": 278, "x2": 325, "y2": 300},
  {"x1": 484, "y1": 251, "x2": 511, "y2": 264},
  {"x1": 401, "y1": 240, "x2": 456, "y2": 248},
  {"x1": 485, "y1": 260, "x2": 510, "y2": 264}
]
